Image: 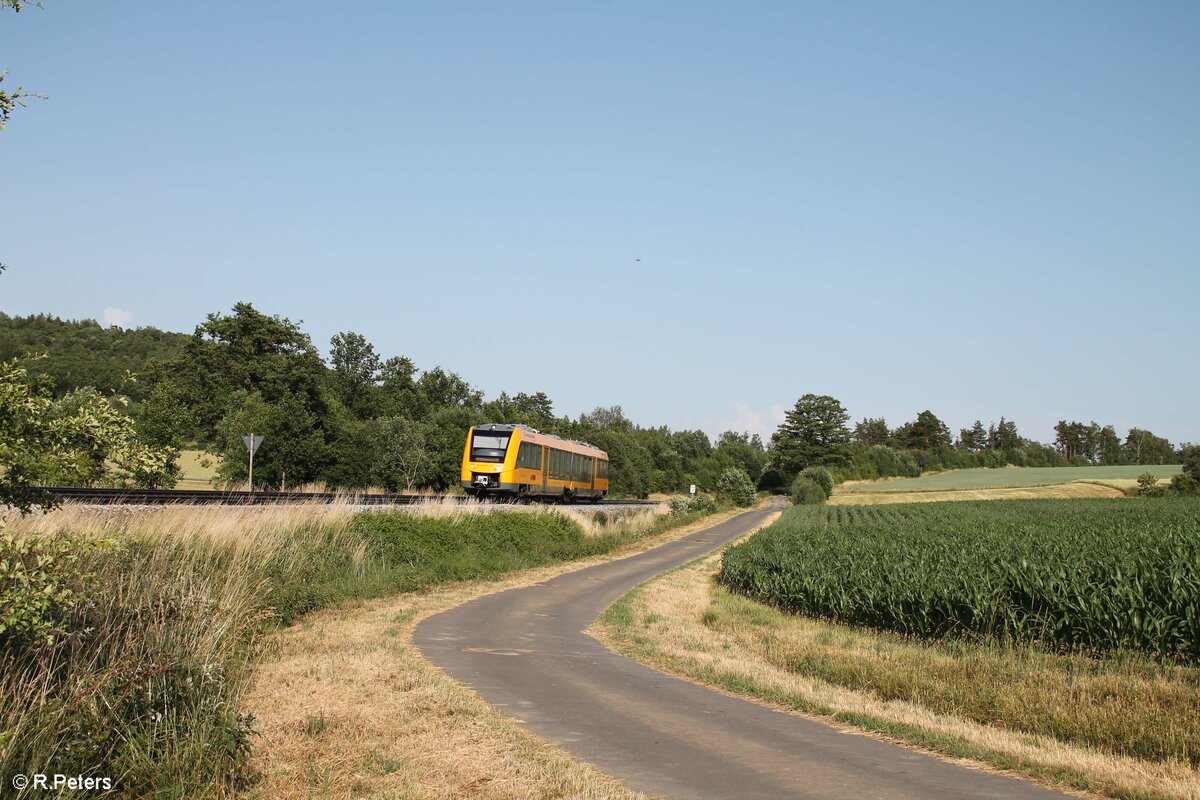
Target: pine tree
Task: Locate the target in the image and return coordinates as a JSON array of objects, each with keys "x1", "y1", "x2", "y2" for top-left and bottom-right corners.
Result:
[{"x1": 770, "y1": 394, "x2": 850, "y2": 476}]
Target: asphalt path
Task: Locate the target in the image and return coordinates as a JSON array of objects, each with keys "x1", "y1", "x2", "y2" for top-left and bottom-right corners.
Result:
[{"x1": 414, "y1": 504, "x2": 1072, "y2": 800}]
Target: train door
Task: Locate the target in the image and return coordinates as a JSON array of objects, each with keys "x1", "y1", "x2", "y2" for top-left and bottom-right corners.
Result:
[{"x1": 541, "y1": 445, "x2": 548, "y2": 494}]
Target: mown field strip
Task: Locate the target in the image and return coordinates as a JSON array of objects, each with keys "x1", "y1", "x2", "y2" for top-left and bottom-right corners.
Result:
[
  {"x1": 840, "y1": 465, "x2": 1182, "y2": 494},
  {"x1": 829, "y1": 481, "x2": 1126, "y2": 505}
]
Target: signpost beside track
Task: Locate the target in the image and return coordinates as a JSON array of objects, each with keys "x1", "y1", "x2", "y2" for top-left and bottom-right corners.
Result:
[{"x1": 242, "y1": 434, "x2": 264, "y2": 493}]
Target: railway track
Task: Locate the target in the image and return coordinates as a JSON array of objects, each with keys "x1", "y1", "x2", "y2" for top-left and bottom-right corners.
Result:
[{"x1": 34, "y1": 487, "x2": 664, "y2": 507}]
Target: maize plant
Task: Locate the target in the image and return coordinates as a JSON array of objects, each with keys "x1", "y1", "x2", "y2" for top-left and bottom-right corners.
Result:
[{"x1": 718, "y1": 498, "x2": 1200, "y2": 662}]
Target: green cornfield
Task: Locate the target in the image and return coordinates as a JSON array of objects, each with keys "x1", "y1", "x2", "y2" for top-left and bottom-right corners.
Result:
[{"x1": 718, "y1": 498, "x2": 1200, "y2": 661}]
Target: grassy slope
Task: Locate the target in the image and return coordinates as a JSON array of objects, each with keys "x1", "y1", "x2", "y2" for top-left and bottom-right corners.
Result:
[{"x1": 840, "y1": 465, "x2": 1181, "y2": 494}]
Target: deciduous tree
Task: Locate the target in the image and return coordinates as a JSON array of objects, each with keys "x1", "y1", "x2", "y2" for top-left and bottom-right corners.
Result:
[
  {"x1": 329, "y1": 331, "x2": 382, "y2": 418},
  {"x1": 1, "y1": 359, "x2": 176, "y2": 512},
  {"x1": 1123, "y1": 428, "x2": 1175, "y2": 465}
]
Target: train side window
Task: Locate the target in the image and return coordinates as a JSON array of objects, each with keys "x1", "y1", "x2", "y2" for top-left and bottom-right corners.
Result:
[
  {"x1": 517, "y1": 443, "x2": 542, "y2": 470},
  {"x1": 517, "y1": 443, "x2": 525, "y2": 469}
]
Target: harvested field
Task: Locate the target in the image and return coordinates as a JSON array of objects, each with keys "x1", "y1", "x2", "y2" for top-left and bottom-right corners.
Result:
[{"x1": 830, "y1": 482, "x2": 1124, "y2": 504}]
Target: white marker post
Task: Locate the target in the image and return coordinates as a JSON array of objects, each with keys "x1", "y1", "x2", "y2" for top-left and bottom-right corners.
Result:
[
  {"x1": 689, "y1": 484, "x2": 696, "y2": 496},
  {"x1": 243, "y1": 434, "x2": 264, "y2": 493}
]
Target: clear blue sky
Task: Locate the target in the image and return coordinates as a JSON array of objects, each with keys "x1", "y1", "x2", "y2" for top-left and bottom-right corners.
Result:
[{"x1": 2, "y1": 2, "x2": 1197, "y2": 445}]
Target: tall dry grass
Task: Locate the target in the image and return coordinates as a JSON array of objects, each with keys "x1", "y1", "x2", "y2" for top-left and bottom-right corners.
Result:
[
  {"x1": 0, "y1": 498, "x2": 680, "y2": 797},
  {"x1": 1, "y1": 502, "x2": 365, "y2": 798}
]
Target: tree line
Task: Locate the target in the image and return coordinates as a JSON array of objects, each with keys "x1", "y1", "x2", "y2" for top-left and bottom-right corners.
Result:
[
  {"x1": 764, "y1": 394, "x2": 1188, "y2": 489},
  {"x1": 0, "y1": 313, "x2": 190, "y2": 401},
  {"x1": 1, "y1": 308, "x2": 1189, "y2": 498}
]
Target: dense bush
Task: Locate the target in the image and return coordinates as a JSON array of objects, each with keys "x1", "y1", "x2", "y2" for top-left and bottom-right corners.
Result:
[
  {"x1": 831, "y1": 439, "x2": 1089, "y2": 485},
  {"x1": 719, "y1": 499, "x2": 1200, "y2": 662},
  {"x1": 715, "y1": 468, "x2": 757, "y2": 507},
  {"x1": 353, "y1": 512, "x2": 610, "y2": 587},
  {"x1": 834, "y1": 444, "x2": 920, "y2": 482},
  {"x1": 1135, "y1": 471, "x2": 1167, "y2": 497},
  {"x1": 798, "y1": 466, "x2": 833, "y2": 499},
  {"x1": 1172, "y1": 446, "x2": 1200, "y2": 495},
  {"x1": 0, "y1": 531, "x2": 100, "y2": 645},
  {"x1": 669, "y1": 494, "x2": 718, "y2": 514},
  {"x1": 790, "y1": 477, "x2": 826, "y2": 505}
]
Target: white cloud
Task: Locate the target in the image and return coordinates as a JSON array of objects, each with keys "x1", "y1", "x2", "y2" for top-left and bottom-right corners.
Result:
[
  {"x1": 103, "y1": 307, "x2": 134, "y2": 328},
  {"x1": 718, "y1": 401, "x2": 782, "y2": 442},
  {"x1": 769, "y1": 403, "x2": 786, "y2": 425}
]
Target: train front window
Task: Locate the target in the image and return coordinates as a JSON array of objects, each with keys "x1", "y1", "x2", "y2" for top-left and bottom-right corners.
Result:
[{"x1": 472, "y1": 434, "x2": 510, "y2": 462}]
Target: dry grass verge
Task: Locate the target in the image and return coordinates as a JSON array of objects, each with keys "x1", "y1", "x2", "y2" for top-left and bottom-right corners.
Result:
[
  {"x1": 592, "y1": 552, "x2": 1200, "y2": 800},
  {"x1": 243, "y1": 507, "x2": 753, "y2": 799}
]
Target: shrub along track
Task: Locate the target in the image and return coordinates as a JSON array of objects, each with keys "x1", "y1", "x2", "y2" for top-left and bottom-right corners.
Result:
[{"x1": 414, "y1": 501, "x2": 1072, "y2": 800}]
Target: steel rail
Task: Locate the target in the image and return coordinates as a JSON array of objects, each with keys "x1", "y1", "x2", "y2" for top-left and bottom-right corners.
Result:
[{"x1": 33, "y1": 487, "x2": 663, "y2": 507}]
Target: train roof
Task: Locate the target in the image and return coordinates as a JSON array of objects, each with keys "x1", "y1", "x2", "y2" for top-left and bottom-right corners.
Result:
[{"x1": 471, "y1": 423, "x2": 607, "y2": 458}]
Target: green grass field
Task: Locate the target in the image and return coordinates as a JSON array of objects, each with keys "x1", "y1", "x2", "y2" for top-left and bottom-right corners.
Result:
[
  {"x1": 176, "y1": 448, "x2": 220, "y2": 489},
  {"x1": 841, "y1": 464, "x2": 1181, "y2": 493}
]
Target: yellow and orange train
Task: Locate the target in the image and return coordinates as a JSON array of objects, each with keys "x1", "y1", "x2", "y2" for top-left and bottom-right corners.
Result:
[{"x1": 461, "y1": 424, "x2": 609, "y2": 502}]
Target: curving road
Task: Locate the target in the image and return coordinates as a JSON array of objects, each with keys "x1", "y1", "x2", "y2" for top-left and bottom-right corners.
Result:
[{"x1": 414, "y1": 504, "x2": 1071, "y2": 800}]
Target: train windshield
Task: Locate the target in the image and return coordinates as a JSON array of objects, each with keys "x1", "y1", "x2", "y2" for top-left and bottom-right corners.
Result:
[{"x1": 471, "y1": 433, "x2": 511, "y2": 462}]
